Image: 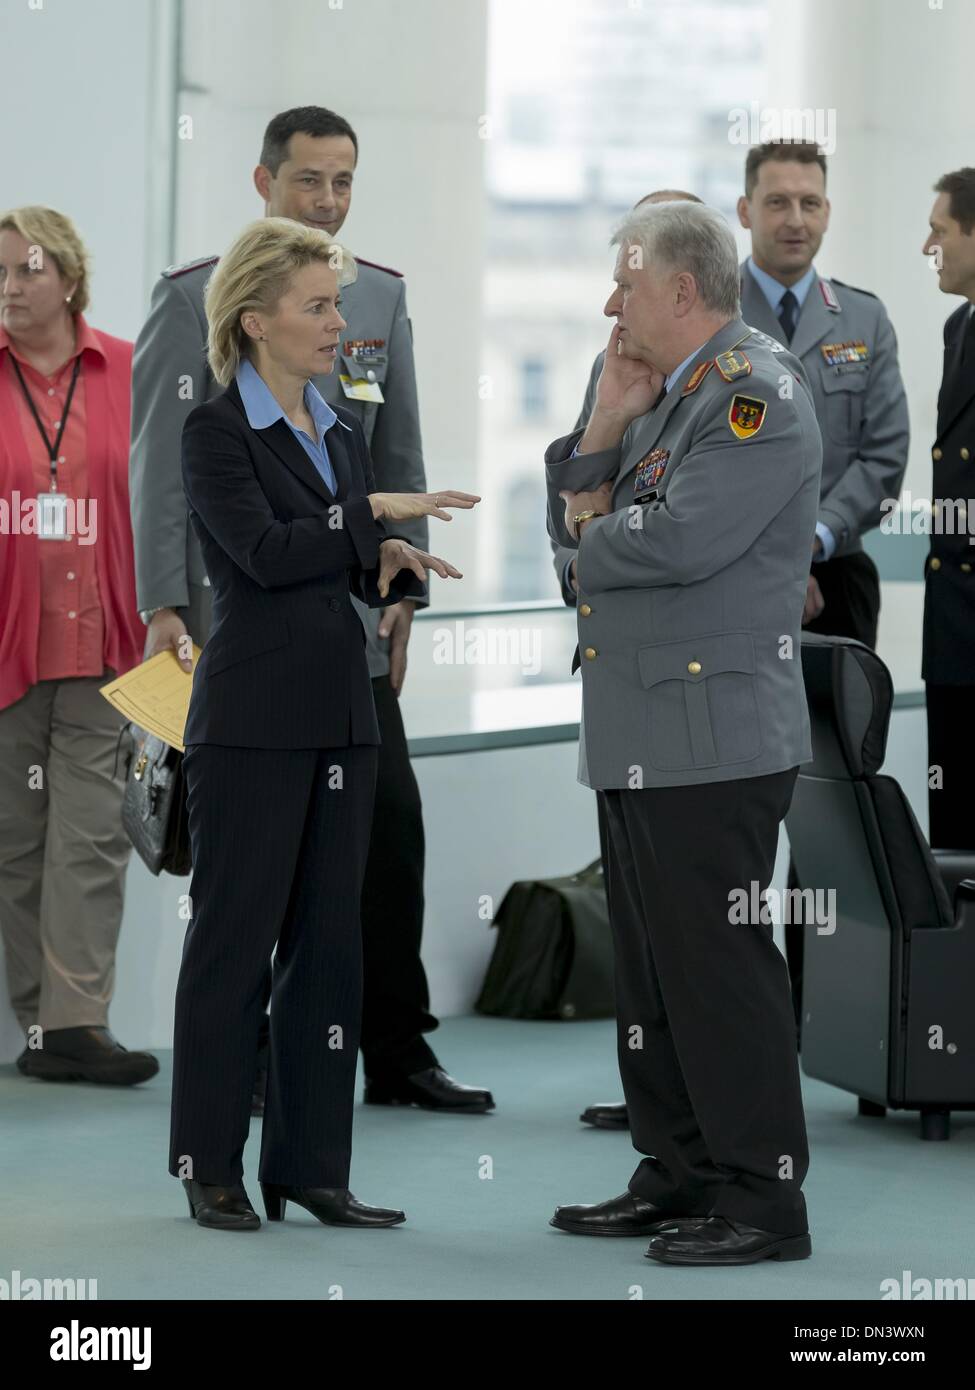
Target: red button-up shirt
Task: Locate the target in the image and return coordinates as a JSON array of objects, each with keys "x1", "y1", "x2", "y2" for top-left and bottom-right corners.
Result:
[
  {"x1": 0, "y1": 314, "x2": 143, "y2": 712},
  {"x1": 4, "y1": 320, "x2": 105, "y2": 680}
]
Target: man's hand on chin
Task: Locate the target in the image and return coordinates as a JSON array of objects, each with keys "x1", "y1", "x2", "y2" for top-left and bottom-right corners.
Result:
[{"x1": 377, "y1": 600, "x2": 416, "y2": 695}]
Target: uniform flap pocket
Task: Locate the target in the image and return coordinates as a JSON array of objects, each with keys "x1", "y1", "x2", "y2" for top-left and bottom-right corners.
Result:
[
  {"x1": 638, "y1": 631, "x2": 756, "y2": 688},
  {"x1": 340, "y1": 354, "x2": 388, "y2": 381},
  {"x1": 205, "y1": 619, "x2": 291, "y2": 675},
  {"x1": 820, "y1": 365, "x2": 869, "y2": 393}
]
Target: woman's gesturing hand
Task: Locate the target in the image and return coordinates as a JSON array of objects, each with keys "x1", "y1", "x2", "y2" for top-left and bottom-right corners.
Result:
[
  {"x1": 370, "y1": 490, "x2": 481, "y2": 522},
  {"x1": 377, "y1": 539, "x2": 463, "y2": 598}
]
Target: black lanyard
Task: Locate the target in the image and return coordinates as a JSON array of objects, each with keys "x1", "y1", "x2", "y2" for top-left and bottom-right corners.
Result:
[{"x1": 10, "y1": 354, "x2": 81, "y2": 491}]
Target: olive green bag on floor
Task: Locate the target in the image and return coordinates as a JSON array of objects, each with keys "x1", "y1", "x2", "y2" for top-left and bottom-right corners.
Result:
[{"x1": 475, "y1": 859, "x2": 615, "y2": 1020}]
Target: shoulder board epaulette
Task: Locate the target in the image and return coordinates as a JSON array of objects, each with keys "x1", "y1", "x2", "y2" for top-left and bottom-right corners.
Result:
[
  {"x1": 827, "y1": 277, "x2": 878, "y2": 301},
  {"x1": 681, "y1": 359, "x2": 714, "y2": 395},
  {"x1": 818, "y1": 278, "x2": 842, "y2": 311},
  {"x1": 745, "y1": 328, "x2": 786, "y2": 354},
  {"x1": 714, "y1": 349, "x2": 752, "y2": 382},
  {"x1": 354, "y1": 256, "x2": 403, "y2": 278},
  {"x1": 162, "y1": 255, "x2": 218, "y2": 279}
]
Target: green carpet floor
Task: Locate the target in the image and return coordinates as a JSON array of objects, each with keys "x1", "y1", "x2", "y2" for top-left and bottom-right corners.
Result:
[{"x1": 2, "y1": 1017, "x2": 972, "y2": 1301}]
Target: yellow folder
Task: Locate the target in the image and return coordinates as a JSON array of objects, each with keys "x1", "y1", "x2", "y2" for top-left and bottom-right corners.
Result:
[{"x1": 99, "y1": 647, "x2": 201, "y2": 752}]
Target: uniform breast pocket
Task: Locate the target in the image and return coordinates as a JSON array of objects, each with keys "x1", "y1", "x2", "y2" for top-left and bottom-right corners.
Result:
[
  {"x1": 204, "y1": 620, "x2": 291, "y2": 676},
  {"x1": 638, "y1": 632, "x2": 762, "y2": 772},
  {"x1": 338, "y1": 355, "x2": 387, "y2": 410},
  {"x1": 820, "y1": 365, "x2": 869, "y2": 446}
]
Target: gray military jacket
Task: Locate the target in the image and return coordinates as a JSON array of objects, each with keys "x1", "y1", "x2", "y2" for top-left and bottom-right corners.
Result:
[
  {"x1": 130, "y1": 252, "x2": 429, "y2": 677},
  {"x1": 739, "y1": 262, "x2": 908, "y2": 558},
  {"x1": 554, "y1": 266, "x2": 909, "y2": 600},
  {"x1": 545, "y1": 317, "x2": 823, "y2": 791}
]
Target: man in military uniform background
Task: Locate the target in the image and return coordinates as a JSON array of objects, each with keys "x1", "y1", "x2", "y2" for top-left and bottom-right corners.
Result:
[
  {"x1": 130, "y1": 105, "x2": 492, "y2": 1114},
  {"x1": 921, "y1": 166, "x2": 975, "y2": 850},
  {"x1": 738, "y1": 139, "x2": 910, "y2": 1035},
  {"x1": 738, "y1": 140, "x2": 909, "y2": 646},
  {"x1": 545, "y1": 201, "x2": 821, "y2": 1266}
]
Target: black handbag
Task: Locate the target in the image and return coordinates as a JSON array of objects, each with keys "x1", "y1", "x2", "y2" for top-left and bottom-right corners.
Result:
[
  {"x1": 115, "y1": 723, "x2": 192, "y2": 877},
  {"x1": 475, "y1": 858, "x2": 615, "y2": 1020}
]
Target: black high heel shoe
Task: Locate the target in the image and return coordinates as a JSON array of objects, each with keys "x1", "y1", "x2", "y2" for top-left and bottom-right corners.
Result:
[
  {"x1": 260, "y1": 1183, "x2": 406, "y2": 1228},
  {"x1": 182, "y1": 1178, "x2": 261, "y2": 1230}
]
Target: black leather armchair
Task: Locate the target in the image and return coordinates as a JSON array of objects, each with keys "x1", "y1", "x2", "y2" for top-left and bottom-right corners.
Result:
[{"x1": 786, "y1": 634, "x2": 975, "y2": 1140}]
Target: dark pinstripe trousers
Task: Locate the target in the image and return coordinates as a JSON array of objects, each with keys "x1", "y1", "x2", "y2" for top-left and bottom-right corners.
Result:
[{"x1": 168, "y1": 742, "x2": 377, "y2": 1187}]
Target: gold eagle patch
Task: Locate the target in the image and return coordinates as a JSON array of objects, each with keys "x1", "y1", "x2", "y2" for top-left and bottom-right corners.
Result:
[{"x1": 728, "y1": 394, "x2": 767, "y2": 440}]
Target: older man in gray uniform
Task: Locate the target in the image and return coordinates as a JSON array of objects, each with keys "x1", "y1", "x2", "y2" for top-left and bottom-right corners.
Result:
[
  {"x1": 546, "y1": 201, "x2": 821, "y2": 1266},
  {"x1": 553, "y1": 189, "x2": 703, "y2": 1135},
  {"x1": 130, "y1": 105, "x2": 492, "y2": 1114},
  {"x1": 552, "y1": 189, "x2": 703, "y2": 609}
]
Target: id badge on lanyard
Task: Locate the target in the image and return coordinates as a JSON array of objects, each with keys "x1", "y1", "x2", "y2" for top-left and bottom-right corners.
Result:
[
  {"x1": 10, "y1": 355, "x2": 80, "y2": 541},
  {"x1": 37, "y1": 490, "x2": 70, "y2": 540}
]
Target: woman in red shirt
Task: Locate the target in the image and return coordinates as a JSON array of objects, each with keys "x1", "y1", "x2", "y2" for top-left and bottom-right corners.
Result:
[{"x1": 0, "y1": 205, "x2": 155, "y2": 1084}]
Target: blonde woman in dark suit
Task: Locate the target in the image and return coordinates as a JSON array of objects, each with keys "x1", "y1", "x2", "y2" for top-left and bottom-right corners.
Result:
[{"x1": 170, "y1": 218, "x2": 478, "y2": 1230}]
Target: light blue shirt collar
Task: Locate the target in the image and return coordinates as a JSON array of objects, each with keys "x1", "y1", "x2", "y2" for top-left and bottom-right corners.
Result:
[
  {"x1": 746, "y1": 256, "x2": 817, "y2": 312},
  {"x1": 235, "y1": 357, "x2": 349, "y2": 442}
]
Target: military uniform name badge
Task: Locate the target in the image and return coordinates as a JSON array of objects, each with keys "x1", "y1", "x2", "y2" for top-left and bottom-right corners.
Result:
[
  {"x1": 634, "y1": 447, "x2": 670, "y2": 503},
  {"x1": 339, "y1": 338, "x2": 387, "y2": 403}
]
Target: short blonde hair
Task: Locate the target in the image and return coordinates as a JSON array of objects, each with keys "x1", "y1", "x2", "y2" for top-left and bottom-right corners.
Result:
[
  {"x1": 205, "y1": 218, "x2": 358, "y2": 385},
  {"x1": 0, "y1": 205, "x2": 91, "y2": 315}
]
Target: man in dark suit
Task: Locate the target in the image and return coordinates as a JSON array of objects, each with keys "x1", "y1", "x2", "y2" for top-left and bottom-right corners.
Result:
[{"x1": 921, "y1": 167, "x2": 975, "y2": 850}]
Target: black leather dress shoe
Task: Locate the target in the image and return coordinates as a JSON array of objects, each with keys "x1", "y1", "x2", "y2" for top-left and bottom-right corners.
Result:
[
  {"x1": 15, "y1": 1047, "x2": 31, "y2": 1076},
  {"x1": 183, "y1": 1179, "x2": 260, "y2": 1231},
  {"x1": 645, "y1": 1216, "x2": 811, "y2": 1265},
  {"x1": 550, "y1": 1190, "x2": 709, "y2": 1236},
  {"x1": 579, "y1": 1101, "x2": 629, "y2": 1129},
  {"x1": 23, "y1": 1027, "x2": 158, "y2": 1086},
  {"x1": 260, "y1": 1183, "x2": 406, "y2": 1227},
  {"x1": 363, "y1": 1066, "x2": 495, "y2": 1113}
]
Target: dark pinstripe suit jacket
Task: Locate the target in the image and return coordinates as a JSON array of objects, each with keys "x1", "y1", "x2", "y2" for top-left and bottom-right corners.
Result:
[{"x1": 180, "y1": 378, "x2": 423, "y2": 748}]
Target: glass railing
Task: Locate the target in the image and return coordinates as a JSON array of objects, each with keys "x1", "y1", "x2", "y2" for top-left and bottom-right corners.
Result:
[{"x1": 400, "y1": 577, "x2": 925, "y2": 757}]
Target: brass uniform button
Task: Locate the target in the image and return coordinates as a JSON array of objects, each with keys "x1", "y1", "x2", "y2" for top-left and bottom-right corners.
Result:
[
  {"x1": 932, "y1": 447, "x2": 943, "y2": 460},
  {"x1": 579, "y1": 603, "x2": 592, "y2": 616},
  {"x1": 930, "y1": 557, "x2": 942, "y2": 571},
  {"x1": 687, "y1": 660, "x2": 702, "y2": 675},
  {"x1": 584, "y1": 647, "x2": 597, "y2": 660},
  {"x1": 962, "y1": 563, "x2": 972, "y2": 573},
  {"x1": 962, "y1": 447, "x2": 971, "y2": 460}
]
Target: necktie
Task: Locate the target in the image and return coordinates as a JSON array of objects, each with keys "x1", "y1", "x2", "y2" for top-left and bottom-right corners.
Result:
[{"x1": 777, "y1": 288, "x2": 799, "y2": 344}]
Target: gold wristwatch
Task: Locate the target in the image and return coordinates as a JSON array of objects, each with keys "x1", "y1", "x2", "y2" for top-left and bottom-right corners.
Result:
[{"x1": 573, "y1": 509, "x2": 598, "y2": 532}]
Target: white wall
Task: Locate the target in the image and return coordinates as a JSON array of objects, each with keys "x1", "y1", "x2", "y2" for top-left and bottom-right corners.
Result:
[{"x1": 0, "y1": 0, "x2": 167, "y2": 341}]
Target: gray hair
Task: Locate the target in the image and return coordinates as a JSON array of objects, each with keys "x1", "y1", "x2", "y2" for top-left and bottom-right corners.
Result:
[{"x1": 611, "y1": 201, "x2": 740, "y2": 318}]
